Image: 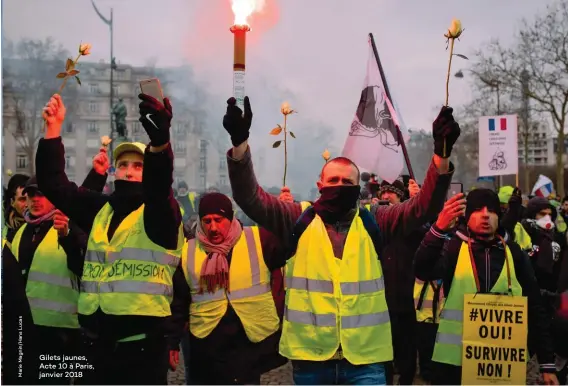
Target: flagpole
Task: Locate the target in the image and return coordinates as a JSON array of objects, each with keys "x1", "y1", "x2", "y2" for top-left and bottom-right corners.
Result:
[
  {"x1": 369, "y1": 33, "x2": 415, "y2": 180},
  {"x1": 91, "y1": 0, "x2": 115, "y2": 166}
]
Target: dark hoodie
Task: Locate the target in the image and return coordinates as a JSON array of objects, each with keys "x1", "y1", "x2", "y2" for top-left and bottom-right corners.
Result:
[
  {"x1": 522, "y1": 197, "x2": 565, "y2": 292},
  {"x1": 414, "y1": 223, "x2": 555, "y2": 373},
  {"x1": 35, "y1": 137, "x2": 186, "y2": 350}
]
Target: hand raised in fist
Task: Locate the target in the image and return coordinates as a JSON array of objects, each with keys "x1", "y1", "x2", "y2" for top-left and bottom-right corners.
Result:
[
  {"x1": 432, "y1": 106, "x2": 461, "y2": 158},
  {"x1": 53, "y1": 210, "x2": 70, "y2": 237},
  {"x1": 279, "y1": 186, "x2": 294, "y2": 203},
  {"x1": 223, "y1": 96, "x2": 253, "y2": 147},
  {"x1": 138, "y1": 93, "x2": 172, "y2": 147},
  {"x1": 42, "y1": 94, "x2": 66, "y2": 139},
  {"x1": 408, "y1": 179, "x2": 420, "y2": 198},
  {"x1": 92, "y1": 147, "x2": 110, "y2": 176}
]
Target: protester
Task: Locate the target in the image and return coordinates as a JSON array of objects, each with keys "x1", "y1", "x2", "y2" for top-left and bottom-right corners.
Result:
[
  {"x1": 222, "y1": 96, "x2": 459, "y2": 385},
  {"x1": 177, "y1": 181, "x2": 198, "y2": 223},
  {"x1": 2, "y1": 173, "x2": 29, "y2": 244},
  {"x1": 522, "y1": 196, "x2": 565, "y2": 292},
  {"x1": 414, "y1": 188, "x2": 558, "y2": 385},
  {"x1": 180, "y1": 192, "x2": 287, "y2": 384},
  {"x1": 379, "y1": 178, "x2": 427, "y2": 385},
  {"x1": 3, "y1": 176, "x2": 89, "y2": 384},
  {"x1": 561, "y1": 196, "x2": 568, "y2": 224},
  {"x1": 35, "y1": 93, "x2": 185, "y2": 385}
]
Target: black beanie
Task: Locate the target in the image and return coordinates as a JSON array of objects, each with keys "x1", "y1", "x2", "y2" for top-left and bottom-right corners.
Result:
[
  {"x1": 198, "y1": 192, "x2": 234, "y2": 221},
  {"x1": 378, "y1": 180, "x2": 405, "y2": 198},
  {"x1": 465, "y1": 189, "x2": 502, "y2": 222}
]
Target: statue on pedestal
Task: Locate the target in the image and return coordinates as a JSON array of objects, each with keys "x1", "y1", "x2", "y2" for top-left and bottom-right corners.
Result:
[{"x1": 112, "y1": 98, "x2": 127, "y2": 138}]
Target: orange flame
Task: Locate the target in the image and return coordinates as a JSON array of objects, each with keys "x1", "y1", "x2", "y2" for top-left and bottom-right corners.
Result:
[{"x1": 231, "y1": 0, "x2": 265, "y2": 25}]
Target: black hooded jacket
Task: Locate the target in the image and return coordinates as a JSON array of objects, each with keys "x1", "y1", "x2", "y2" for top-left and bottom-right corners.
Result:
[{"x1": 414, "y1": 224, "x2": 555, "y2": 372}]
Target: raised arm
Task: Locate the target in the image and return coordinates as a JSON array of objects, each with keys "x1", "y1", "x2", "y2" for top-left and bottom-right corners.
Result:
[
  {"x1": 80, "y1": 147, "x2": 110, "y2": 192},
  {"x1": 137, "y1": 94, "x2": 182, "y2": 250},
  {"x1": 224, "y1": 97, "x2": 302, "y2": 239},
  {"x1": 375, "y1": 106, "x2": 460, "y2": 244},
  {"x1": 37, "y1": 94, "x2": 108, "y2": 233}
]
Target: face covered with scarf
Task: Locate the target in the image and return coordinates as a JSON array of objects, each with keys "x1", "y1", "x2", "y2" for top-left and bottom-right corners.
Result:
[
  {"x1": 196, "y1": 193, "x2": 243, "y2": 293},
  {"x1": 314, "y1": 157, "x2": 361, "y2": 222}
]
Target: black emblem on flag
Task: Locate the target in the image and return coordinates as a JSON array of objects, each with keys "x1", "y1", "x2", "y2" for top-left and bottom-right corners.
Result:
[{"x1": 349, "y1": 86, "x2": 400, "y2": 152}]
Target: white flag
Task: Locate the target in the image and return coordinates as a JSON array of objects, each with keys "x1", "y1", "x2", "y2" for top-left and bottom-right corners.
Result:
[{"x1": 342, "y1": 41, "x2": 409, "y2": 183}]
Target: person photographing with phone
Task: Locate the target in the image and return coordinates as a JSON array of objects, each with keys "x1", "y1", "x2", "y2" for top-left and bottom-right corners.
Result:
[{"x1": 35, "y1": 91, "x2": 186, "y2": 385}]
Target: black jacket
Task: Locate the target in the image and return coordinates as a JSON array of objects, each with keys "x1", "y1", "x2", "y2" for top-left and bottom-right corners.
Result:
[
  {"x1": 185, "y1": 227, "x2": 287, "y2": 384},
  {"x1": 35, "y1": 137, "x2": 185, "y2": 350},
  {"x1": 414, "y1": 224, "x2": 555, "y2": 372}
]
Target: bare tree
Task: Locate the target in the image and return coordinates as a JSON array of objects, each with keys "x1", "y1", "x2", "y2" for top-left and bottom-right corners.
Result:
[
  {"x1": 3, "y1": 37, "x2": 78, "y2": 175},
  {"x1": 472, "y1": 0, "x2": 568, "y2": 196}
]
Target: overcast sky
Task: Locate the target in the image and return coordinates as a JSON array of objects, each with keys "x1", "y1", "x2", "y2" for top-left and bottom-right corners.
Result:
[{"x1": 2, "y1": 0, "x2": 554, "y2": 186}]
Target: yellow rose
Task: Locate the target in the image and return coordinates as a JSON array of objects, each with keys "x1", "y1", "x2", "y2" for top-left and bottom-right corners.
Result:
[
  {"x1": 445, "y1": 18, "x2": 463, "y2": 39},
  {"x1": 6, "y1": 169, "x2": 13, "y2": 177},
  {"x1": 322, "y1": 149, "x2": 330, "y2": 161},
  {"x1": 281, "y1": 101, "x2": 293, "y2": 115},
  {"x1": 100, "y1": 135, "x2": 112, "y2": 147},
  {"x1": 79, "y1": 43, "x2": 92, "y2": 56}
]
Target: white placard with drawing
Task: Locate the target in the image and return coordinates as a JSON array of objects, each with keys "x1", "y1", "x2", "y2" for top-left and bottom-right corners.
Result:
[{"x1": 478, "y1": 115, "x2": 518, "y2": 177}]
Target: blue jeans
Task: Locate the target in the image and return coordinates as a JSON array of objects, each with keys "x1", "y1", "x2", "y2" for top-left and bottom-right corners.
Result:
[
  {"x1": 292, "y1": 359, "x2": 386, "y2": 385},
  {"x1": 180, "y1": 331, "x2": 191, "y2": 384}
]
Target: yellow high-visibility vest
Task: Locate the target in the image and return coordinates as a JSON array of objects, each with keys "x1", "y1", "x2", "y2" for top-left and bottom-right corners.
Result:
[
  {"x1": 414, "y1": 279, "x2": 444, "y2": 323},
  {"x1": 79, "y1": 203, "x2": 183, "y2": 317},
  {"x1": 280, "y1": 208, "x2": 392, "y2": 365},
  {"x1": 432, "y1": 242, "x2": 522, "y2": 366},
  {"x1": 514, "y1": 223, "x2": 532, "y2": 251},
  {"x1": 11, "y1": 224, "x2": 79, "y2": 328},
  {"x1": 281, "y1": 201, "x2": 313, "y2": 287},
  {"x1": 182, "y1": 226, "x2": 279, "y2": 342}
]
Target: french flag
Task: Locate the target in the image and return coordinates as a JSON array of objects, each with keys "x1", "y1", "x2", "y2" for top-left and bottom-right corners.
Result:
[
  {"x1": 489, "y1": 117, "x2": 507, "y2": 131},
  {"x1": 531, "y1": 175, "x2": 554, "y2": 198}
]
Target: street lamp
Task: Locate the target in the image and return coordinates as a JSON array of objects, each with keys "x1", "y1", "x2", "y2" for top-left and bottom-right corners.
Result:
[{"x1": 90, "y1": 0, "x2": 116, "y2": 166}]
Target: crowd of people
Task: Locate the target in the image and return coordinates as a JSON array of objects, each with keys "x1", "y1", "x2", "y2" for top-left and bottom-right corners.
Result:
[{"x1": 1, "y1": 91, "x2": 567, "y2": 385}]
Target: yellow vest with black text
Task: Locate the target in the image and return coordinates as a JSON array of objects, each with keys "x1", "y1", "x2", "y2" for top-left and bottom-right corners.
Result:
[
  {"x1": 182, "y1": 226, "x2": 279, "y2": 342},
  {"x1": 11, "y1": 224, "x2": 79, "y2": 328},
  {"x1": 280, "y1": 208, "x2": 392, "y2": 365},
  {"x1": 414, "y1": 279, "x2": 444, "y2": 323},
  {"x1": 432, "y1": 242, "x2": 522, "y2": 366},
  {"x1": 79, "y1": 203, "x2": 183, "y2": 316}
]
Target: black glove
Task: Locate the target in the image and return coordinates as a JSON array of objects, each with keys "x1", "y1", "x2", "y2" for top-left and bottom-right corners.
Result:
[
  {"x1": 432, "y1": 106, "x2": 461, "y2": 157},
  {"x1": 508, "y1": 187, "x2": 523, "y2": 215},
  {"x1": 138, "y1": 93, "x2": 172, "y2": 147},
  {"x1": 223, "y1": 96, "x2": 253, "y2": 147}
]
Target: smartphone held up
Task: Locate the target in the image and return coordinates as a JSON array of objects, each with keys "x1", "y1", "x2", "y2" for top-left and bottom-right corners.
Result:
[{"x1": 139, "y1": 78, "x2": 164, "y2": 105}]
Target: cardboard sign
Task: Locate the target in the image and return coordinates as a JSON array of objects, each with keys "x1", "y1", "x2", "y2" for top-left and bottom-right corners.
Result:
[{"x1": 462, "y1": 293, "x2": 528, "y2": 385}]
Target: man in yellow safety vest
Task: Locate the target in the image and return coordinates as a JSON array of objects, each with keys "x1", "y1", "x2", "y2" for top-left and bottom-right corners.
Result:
[
  {"x1": 179, "y1": 192, "x2": 287, "y2": 384},
  {"x1": 35, "y1": 93, "x2": 185, "y2": 385},
  {"x1": 222, "y1": 96, "x2": 459, "y2": 384},
  {"x1": 414, "y1": 189, "x2": 558, "y2": 385}
]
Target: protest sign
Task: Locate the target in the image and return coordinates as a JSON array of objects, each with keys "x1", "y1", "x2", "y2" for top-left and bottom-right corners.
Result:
[
  {"x1": 462, "y1": 293, "x2": 528, "y2": 385},
  {"x1": 478, "y1": 115, "x2": 518, "y2": 177}
]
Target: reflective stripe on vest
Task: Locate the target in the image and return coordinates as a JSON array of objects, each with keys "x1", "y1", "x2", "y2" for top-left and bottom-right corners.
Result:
[
  {"x1": 432, "y1": 242, "x2": 522, "y2": 366},
  {"x1": 280, "y1": 209, "x2": 393, "y2": 365},
  {"x1": 182, "y1": 226, "x2": 280, "y2": 343},
  {"x1": 79, "y1": 203, "x2": 183, "y2": 317},
  {"x1": 11, "y1": 224, "x2": 79, "y2": 329},
  {"x1": 414, "y1": 279, "x2": 444, "y2": 323}
]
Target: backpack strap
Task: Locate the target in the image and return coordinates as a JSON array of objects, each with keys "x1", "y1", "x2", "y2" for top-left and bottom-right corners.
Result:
[
  {"x1": 287, "y1": 205, "x2": 317, "y2": 258},
  {"x1": 358, "y1": 206, "x2": 383, "y2": 258}
]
